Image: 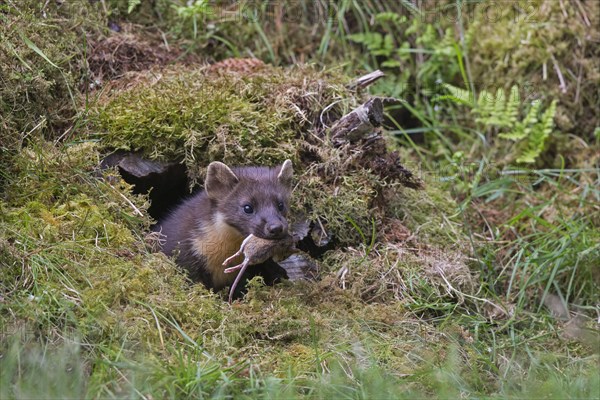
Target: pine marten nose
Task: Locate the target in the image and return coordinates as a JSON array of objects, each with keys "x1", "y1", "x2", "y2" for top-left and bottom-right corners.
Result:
[{"x1": 266, "y1": 223, "x2": 284, "y2": 237}]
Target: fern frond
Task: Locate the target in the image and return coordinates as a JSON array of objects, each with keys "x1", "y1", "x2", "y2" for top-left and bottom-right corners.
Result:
[
  {"x1": 506, "y1": 85, "x2": 520, "y2": 125},
  {"x1": 515, "y1": 148, "x2": 539, "y2": 164},
  {"x1": 443, "y1": 83, "x2": 474, "y2": 106},
  {"x1": 475, "y1": 86, "x2": 519, "y2": 128},
  {"x1": 474, "y1": 90, "x2": 494, "y2": 123},
  {"x1": 522, "y1": 100, "x2": 542, "y2": 128},
  {"x1": 348, "y1": 32, "x2": 383, "y2": 50},
  {"x1": 489, "y1": 88, "x2": 507, "y2": 126},
  {"x1": 375, "y1": 12, "x2": 405, "y2": 25},
  {"x1": 448, "y1": 82, "x2": 557, "y2": 164},
  {"x1": 348, "y1": 32, "x2": 395, "y2": 57},
  {"x1": 500, "y1": 99, "x2": 541, "y2": 141},
  {"x1": 436, "y1": 81, "x2": 558, "y2": 164},
  {"x1": 515, "y1": 100, "x2": 557, "y2": 163}
]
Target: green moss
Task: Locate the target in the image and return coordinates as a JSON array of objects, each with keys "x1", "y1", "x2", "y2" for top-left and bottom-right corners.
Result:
[
  {"x1": 0, "y1": 1, "x2": 106, "y2": 179},
  {"x1": 320, "y1": 243, "x2": 473, "y2": 310},
  {"x1": 295, "y1": 165, "x2": 379, "y2": 244},
  {"x1": 93, "y1": 65, "x2": 350, "y2": 168}
]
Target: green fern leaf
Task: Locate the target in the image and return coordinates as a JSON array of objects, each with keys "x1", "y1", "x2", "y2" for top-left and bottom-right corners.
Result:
[
  {"x1": 443, "y1": 83, "x2": 474, "y2": 106},
  {"x1": 490, "y1": 88, "x2": 507, "y2": 126},
  {"x1": 371, "y1": 34, "x2": 394, "y2": 57},
  {"x1": 374, "y1": 12, "x2": 406, "y2": 25},
  {"x1": 515, "y1": 148, "x2": 539, "y2": 164},
  {"x1": 381, "y1": 59, "x2": 402, "y2": 68},
  {"x1": 501, "y1": 99, "x2": 541, "y2": 141},
  {"x1": 474, "y1": 90, "x2": 493, "y2": 123},
  {"x1": 498, "y1": 130, "x2": 526, "y2": 141},
  {"x1": 515, "y1": 100, "x2": 557, "y2": 163},
  {"x1": 506, "y1": 85, "x2": 520, "y2": 125},
  {"x1": 348, "y1": 32, "x2": 383, "y2": 50}
]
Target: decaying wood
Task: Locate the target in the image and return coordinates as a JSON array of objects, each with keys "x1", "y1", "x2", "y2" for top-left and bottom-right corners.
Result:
[
  {"x1": 347, "y1": 70, "x2": 385, "y2": 90},
  {"x1": 329, "y1": 97, "x2": 384, "y2": 146},
  {"x1": 101, "y1": 151, "x2": 171, "y2": 178}
]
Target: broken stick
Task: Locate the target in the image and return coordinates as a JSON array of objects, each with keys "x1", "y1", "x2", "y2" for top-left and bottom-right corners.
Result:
[{"x1": 329, "y1": 97, "x2": 384, "y2": 146}]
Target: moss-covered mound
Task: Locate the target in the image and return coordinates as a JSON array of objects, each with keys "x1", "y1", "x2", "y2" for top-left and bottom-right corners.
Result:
[
  {"x1": 0, "y1": 135, "x2": 483, "y2": 397},
  {"x1": 93, "y1": 64, "x2": 346, "y2": 168},
  {"x1": 92, "y1": 63, "x2": 423, "y2": 244},
  {"x1": 0, "y1": 1, "x2": 194, "y2": 184},
  {"x1": 0, "y1": 54, "x2": 486, "y2": 392},
  {"x1": 2, "y1": 140, "x2": 594, "y2": 397}
]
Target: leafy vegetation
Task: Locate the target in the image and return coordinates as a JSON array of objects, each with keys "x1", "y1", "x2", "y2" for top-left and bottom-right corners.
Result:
[
  {"x1": 443, "y1": 84, "x2": 559, "y2": 163},
  {"x1": 1, "y1": 0, "x2": 599, "y2": 399}
]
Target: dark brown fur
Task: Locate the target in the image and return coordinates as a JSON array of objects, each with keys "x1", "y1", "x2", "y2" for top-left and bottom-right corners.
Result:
[{"x1": 155, "y1": 160, "x2": 293, "y2": 292}]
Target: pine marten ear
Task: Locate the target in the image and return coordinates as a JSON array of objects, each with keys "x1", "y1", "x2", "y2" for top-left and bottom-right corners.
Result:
[
  {"x1": 277, "y1": 159, "x2": 293, "y2": 189},
  {"x1": 205, "y1": 161, "x2": 239, "y2": 199}
]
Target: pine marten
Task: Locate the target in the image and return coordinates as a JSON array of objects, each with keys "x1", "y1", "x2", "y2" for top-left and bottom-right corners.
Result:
[{"x1": 156, "y1": 160, "x2": 293, "y2": 296}]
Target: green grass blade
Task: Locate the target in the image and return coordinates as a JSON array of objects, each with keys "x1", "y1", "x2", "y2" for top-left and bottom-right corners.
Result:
[{"x1": 19, "y1": 30, "x2": 60, "y2": 69}]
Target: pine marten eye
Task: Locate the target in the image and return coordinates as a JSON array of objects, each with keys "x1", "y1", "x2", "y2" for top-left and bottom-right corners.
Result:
[
  {"x1": 277, "y1": 202, "x2": 284, "y2": 212},
  {"x1": 243, "y1": 204, "x2": 254, "y2": 214}
]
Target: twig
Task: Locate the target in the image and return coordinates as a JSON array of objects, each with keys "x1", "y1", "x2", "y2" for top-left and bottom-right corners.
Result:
[
  {"x1": 435, "y1": 266, "x2": 508, "y2": 316},
  {"x1": 54, "y1": 125, "x2": 73, "y2": 145},
  {"x1": 347, "y1": 70, "x2": 385, "y2": 90},
  {"x1": 542, "y1": 62, "x2": 547, "y2": 81},
  {"x1": 329, "y1": 98, "x2": 384, "y2": 145},
  {"x1": 575, "y1": 62, "x2": 583, "y2": 104},
  {"x1": 160, "y1": 30, "x2": 170, "y2": 52},
  {"x1": 573, "y1": 0, "x2": 591, "y2": 27},
  {"x1": 20, "y1": 117, "x2": 46, "y2": 147},
  {"x1": 558, "y1": 0, "x2": 568, "y2": 18},
  {"x1": 107, "y1": 183, "x2": 144, "y2": 217},
  {"x1": 550, "y1": 54, "x2": 567, "y2": 94},
  {"x1": 319, "y1": 99, "x2": 343, "y2": 129}
]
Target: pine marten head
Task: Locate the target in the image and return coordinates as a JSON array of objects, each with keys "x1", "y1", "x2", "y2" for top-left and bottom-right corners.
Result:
[{"x1": 205, "y1": 160, "x2": 293, "y2": 240}]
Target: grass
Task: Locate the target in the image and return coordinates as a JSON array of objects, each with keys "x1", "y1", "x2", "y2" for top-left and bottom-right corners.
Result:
[
  {"x1": 2, "y1": 327, "x2": 598, "y2": 399},
  {"x1": 1, "y1": 0, "x2": 599, "y2": 399}
]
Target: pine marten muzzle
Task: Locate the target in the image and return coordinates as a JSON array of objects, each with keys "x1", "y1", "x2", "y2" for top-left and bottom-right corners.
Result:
[{"x1": 156, "y1": 160, "x2": 293, "y2": 295}]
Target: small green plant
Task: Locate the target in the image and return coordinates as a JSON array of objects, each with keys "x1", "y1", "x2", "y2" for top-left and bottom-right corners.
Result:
[
  {"x1": 172, "y1": 0, "x2": 214, "y2": 40},
  {"x1": 172, "y1": 0, "x2": 212, "y2": 19},
  {"x1": 500, "y1": 99, "x2": 557, "y2": 163},
  {"x1": 443, "y1": 84, "x2": 558, "y2": 164},
  {"x1": 347, "y1": 12, "x2": 408, "y2": 68},
  {"x1": 475, "y1": 85, "x2": 520, "y2": 128},
  {"x1": 347, "y1": 10, "x2": 460, "y2": 100}
]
